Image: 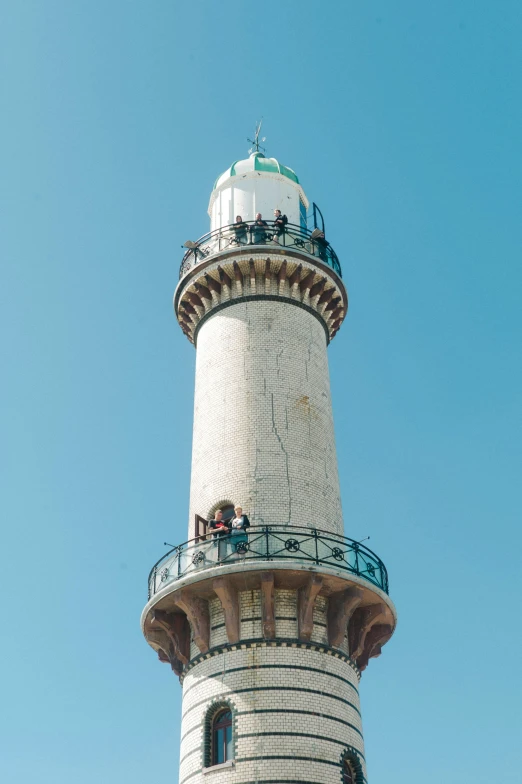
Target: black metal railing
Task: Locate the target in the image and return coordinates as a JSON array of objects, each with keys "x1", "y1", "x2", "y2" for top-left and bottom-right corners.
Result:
[
  {"x1": 179, "y1": 222, "x2": 342, "y2": 279},
  {"x1": 147, "y1": 525, "x2": 388, "y2": 599}
]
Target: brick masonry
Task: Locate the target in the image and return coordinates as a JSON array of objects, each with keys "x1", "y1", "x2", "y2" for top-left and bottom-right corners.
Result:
[
  {"x1": 188, "y1": 300, "x2": 344, "y2": 539},
  {"x1": 175, "y1": 252, "x2": 347, "y2": 346},
  {"x1": 180, "y1": 644, "x2": 366, "y2": 784},
  {"x1": 179, "y1": 587, "x2": 362, "y2": 784},
  {"x1": 164, "y1": 245, "x2": 382, "y2": 784}
]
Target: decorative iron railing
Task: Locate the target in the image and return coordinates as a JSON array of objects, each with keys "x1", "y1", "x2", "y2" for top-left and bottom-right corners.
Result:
[
  {"x1": 147, "y1": 525, "x2": 388, "y2": 599},
  {"x1": 179, "y1": 222, "x2": 342, "y2": 279}
]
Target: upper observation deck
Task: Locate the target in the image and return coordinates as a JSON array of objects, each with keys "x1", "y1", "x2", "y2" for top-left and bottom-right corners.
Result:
[
  {"x1": 175, "y1": 149, "x2": 348, "y2": 344},
  {"x1": 179, "y1": 221, "x2": 342, "y2": 280}
]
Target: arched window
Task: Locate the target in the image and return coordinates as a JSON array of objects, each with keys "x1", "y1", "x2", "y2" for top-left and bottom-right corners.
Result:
[
  {"x1": 342, "y1": 759, "x2": 354, "y2": 784},
  {"x1": 340, "y1": 750, "x2": 363, "y2": 784},
  {"x1": 212, "y1": 709, "x2": 233, "y2": 765},
  {"x1": 220, "y1": 505, "x2": 234, "y2": 524}
]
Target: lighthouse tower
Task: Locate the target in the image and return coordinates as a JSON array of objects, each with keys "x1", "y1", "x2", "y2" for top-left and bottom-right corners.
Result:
[{"x1": 141, "y1": 143, "x2": 396, "y2": 784}]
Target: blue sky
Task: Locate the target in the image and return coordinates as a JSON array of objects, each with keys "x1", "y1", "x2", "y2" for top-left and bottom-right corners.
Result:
[{"x1": 1, "y1": 2, "x2": 521, "y2": 782}]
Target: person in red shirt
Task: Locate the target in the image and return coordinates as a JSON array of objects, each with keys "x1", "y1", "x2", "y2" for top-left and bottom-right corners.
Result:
[
  {"x1": 208, "y1": 509, "x2": 230, "y2": 561},
  {"x1": 209, "y1": 509, "x2": 229, "y2": 535}
]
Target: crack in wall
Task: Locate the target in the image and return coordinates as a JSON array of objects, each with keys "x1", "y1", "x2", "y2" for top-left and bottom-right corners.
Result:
[
  {"x1": 275, "y1": 344, "x2": 284, "y2": 380},
  {"x1": 270, "y1": 392, "x2": 291, "y2": 523},
  {"x1": 305, "y1": 335, "x2": 312, "y2": 383}
]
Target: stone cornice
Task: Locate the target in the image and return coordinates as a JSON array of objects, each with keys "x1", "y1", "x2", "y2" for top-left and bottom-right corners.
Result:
[
  {"x1": 174, "y1": 249, "x2": 348, "y2": 345},
  {"x1": 142, "y1": 566, "x2": 396, "y2": 679},
  {"x1": 142, "y1": 559, "x2": 396, "y2": 630}
]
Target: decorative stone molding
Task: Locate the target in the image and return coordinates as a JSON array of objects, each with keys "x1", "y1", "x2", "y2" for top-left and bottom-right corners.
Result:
[
  {"x1": 297, "y1": 574, "x2": 323, "y2": 641},
  {"x1": 327, "y1": 586, "x2": 364, "y2": 649},
  {"x1": 348, "y1": 603, "x2": 387, "y2": 661},
  {"x1": 143, "y1": 573, "x2": 395, "y2": 678},
  {"x1": 181, "y1": 658, "x2": 361, "y2": 703},
  {"x1": 146, "y1": 627, "x2": 184, "y2": 676},
  {"x1": 202, "y1": 760, "x2": 235, "y2": 774},
  {"x1": 174, "y1": 250, "x2": 348, "y2": 345},
  {"x1": 340, "y1": 746, "x2": 366, "y2": 784},
  {"x1": 175, "y1": 591, "x2": 210, "y2": 653},
  {"x1": 151, "y1": 610, "x2": 190, "y2": 665},
  {"x1": 213, "y1": 576, "x2": 240, "y2": 644},
  {"x1": 180, "y1": 638, "x2": 362, "y2": 684},
  {"x1": 202, "y1": 698, "x2": 238, "y2": 770},
  {"x1": 356, "y1": 623, "x2": 394, "y2": 672},
  {"x1": 207, "y1": 498, "x2": 234, "y2": 519},
  {"x1": 260, "y1": 572, "x2": 276, "y2": 639}
]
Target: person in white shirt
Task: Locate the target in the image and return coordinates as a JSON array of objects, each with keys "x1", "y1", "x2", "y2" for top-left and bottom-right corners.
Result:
[{"x1": 230, "y1": 506, "x2": 250, "y2": 554}]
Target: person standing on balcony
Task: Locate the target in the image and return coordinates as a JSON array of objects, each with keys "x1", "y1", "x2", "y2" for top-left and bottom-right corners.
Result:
[
  {"x1": 314, "y1": 230, "x2": 329, "y2": 263},
  {"x1": 232, "y1": 215, "x2": 248, "y2": 245},
  {"x1": 209, "y1": 509, "x2": 230, "y2": 561},
  {"x1": 209, "y1": 509, "x2": 229, "y2": 535},
  {"x1": 253, "y1": 213, "x2": 268, "y2": 244},
  {"x1": 230, "y1": 506, "x2": 250, "y2": 553},
  {"x1": 273, "y1": 209, "x2": 288, "y2": 242}
]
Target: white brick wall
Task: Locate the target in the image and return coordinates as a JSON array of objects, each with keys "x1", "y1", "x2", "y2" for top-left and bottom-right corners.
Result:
[
  {"x1": 210, "y1": 596, "x2": 228, "y2": 649},
  {"x1": 172, "y1": 246, "x2": 371, "y2": 783},
  {"x1": 274, "y1": 589, "x2": 297, "y2": 639},
  {"x1": 180, "y1": 644, "x2": 366, "y2": 784},
  {"x1": 311, "y1": 595, "x2": 329, "y2": 646},
  {"x1": 210, "y1": 589, "x2": 336, "y2": 651},
  {"x1": 239, "y1": 589, "x2": 262, "y2": 640},
  {"x1": 188, "y1": 300, "x2": 343, "y2": 540}
]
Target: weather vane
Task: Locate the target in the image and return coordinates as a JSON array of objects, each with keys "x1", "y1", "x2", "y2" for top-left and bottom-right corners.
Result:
[{"x1": 248, "y1": 120, "x2": 266, "y2": 154}]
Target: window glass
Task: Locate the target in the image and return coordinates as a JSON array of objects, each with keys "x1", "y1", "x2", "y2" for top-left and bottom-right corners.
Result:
[
  {"x1": 225, "y1": 724, "x2": 233, "y2": 760},
  {"x1": 343, "y1": 760, "x2": 354, "y2": 784},
  {"x1": 215, "y1": 728, "x2": 225, "y2": 763},
  {"x1": 212, "y1": 709, "x2": 232, "y2": 765},
  {"x1": 299, "y1": 198, "x2": 307, "y2": 230}
]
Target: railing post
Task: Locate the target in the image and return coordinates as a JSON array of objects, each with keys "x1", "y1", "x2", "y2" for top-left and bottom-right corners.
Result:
[{"x1": 313, "y1": 528, "x2": 319, "y2": 564}]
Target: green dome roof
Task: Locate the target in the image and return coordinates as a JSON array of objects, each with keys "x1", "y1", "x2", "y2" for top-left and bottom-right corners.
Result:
[{"x1": 213, "y1": 152, "x2": 299, "y2": 189}]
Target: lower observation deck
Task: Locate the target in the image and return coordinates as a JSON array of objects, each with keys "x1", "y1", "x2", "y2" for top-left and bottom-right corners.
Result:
[
  {"x1": 147, "y1": 525, "x2": 389, "y2": 599},
  {"x1": 180, "y1": 221, "x2": 341, "y2": 280},
  {"x1": 143, "y1": 525, "x2": 395, "y2": 675}
]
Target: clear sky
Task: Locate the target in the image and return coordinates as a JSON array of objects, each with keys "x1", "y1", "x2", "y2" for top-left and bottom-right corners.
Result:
[{"x1": 1, "y1": 2, "x2": 521, "y2": 782}]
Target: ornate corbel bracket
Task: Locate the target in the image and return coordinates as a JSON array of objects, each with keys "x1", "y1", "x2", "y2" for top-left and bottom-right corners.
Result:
[
  {"x1": 356, "y1": 623, "x2": 394, "y2": 672},
  {"x1": 298, "y1": 574, "x2": 323, "y2": 641},
  {"x1": 175, "y1": 590, "x2": 210, "y2": 653},
  {"x1": 151, "y1": 610, "x2": 190, "y2": 664},
  {"x1": 327, "y1": 586, "x2": 364, "y2": 649},
  {"x1": 260, "y1": 571, "x2": 276, "y2": 639},
  {"x1": 213, "y1": 576, "x2": 240, "y2": 644},
  {"x1": 147, "y1": 628, "x2": 184, "y2": 676},
  {"x1": 348, "y1": 603, "x2": 387, "y2": 661}
]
